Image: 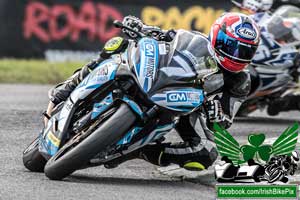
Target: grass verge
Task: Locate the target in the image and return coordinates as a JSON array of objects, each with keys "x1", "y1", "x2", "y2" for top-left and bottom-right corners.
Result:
[{"x1": 0, "y1": 59, "x2": 85, "y2": 84}]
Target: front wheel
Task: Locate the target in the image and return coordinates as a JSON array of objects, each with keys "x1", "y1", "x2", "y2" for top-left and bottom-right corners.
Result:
[
  {"x1": 44, "y1": 103, "x2": 136, "y2": 180},
  {"x1": 23, "y1": 137, "x2": 47, "y2": 172}
]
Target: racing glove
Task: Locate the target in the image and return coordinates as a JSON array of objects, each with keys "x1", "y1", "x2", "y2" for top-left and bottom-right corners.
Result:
[
  {"x1": 205, "y1": 99, "x2": 232, "y2": 129},
  {"x1": 122, "y1": 16, "x2": 144, "y2": 39},
  {"x1": 122, "y1": 15, "x2": 176, "y2": 42}
]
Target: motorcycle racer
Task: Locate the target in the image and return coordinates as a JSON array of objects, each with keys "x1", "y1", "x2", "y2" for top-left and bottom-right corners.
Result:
[
  {"x1": 232, "y1": 0, "x2": 273, "y2": 24},
  {"x1": 43, "y1": 13, "x2": 260, "y2": 171}
]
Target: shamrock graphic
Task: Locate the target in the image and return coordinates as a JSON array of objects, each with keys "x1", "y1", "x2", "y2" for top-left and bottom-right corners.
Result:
[
  {"x1": 213, "y1": 123, "x2": 299, "y2": 166},
  {"x1": 240, "y1": 134, "x2": 272, "y2": 162}
]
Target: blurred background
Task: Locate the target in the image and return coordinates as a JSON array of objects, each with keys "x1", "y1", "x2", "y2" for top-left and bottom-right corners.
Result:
[{"x1": 0, "y1": 0, "x2": 299, "y2": 84}]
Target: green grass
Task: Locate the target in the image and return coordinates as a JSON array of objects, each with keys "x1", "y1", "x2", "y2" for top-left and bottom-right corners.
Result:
[
  {"x1": 0, "y1": 59, "x2": 85, "y2": 84},
  {"x1": 0, "y1": 59, "x2": 300, "y2": 92}
]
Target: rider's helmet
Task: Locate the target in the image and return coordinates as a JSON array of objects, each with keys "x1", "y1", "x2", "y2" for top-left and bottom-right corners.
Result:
[
  {"x1": 232, "y1": 0, "x2": 274, "y2": 13},
  {"x1": 209, "y1": 13, "x2": 260, "y2": 72}
]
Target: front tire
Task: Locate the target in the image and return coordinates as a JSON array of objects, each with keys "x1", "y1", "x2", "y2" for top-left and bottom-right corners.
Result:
[
  {"x1": 23, "y1": 137, "x2": 47, "y2": 172},
  {"x1": 44, "y1": 103, "x2": 136, "y2": 180}
]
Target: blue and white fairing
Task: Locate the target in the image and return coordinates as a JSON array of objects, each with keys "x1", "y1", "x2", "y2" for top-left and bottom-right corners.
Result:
[
  {"x1": 57, "y1": 58, "x2": 120, "y2": 133},
  {"x1": 131, "y1": 30, "x2": 214, "y2": 113},
  {"x1": 39, "y1": 55, "x2": 145, "y2": 156},
  {"x1": 131, "y1": 38, "x2": 159, "y2": 93},
  {"x1": 71, "y1": 59, "x2": 119, "y2": 102},
  {"x1": 39, "y1": 58, "x2": 122, "y2": 156}
]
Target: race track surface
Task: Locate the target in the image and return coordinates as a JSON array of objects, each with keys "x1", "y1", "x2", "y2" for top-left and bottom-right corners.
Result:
[{"x1": 0, "y1": 84, "x2": 299, "y2": 200}]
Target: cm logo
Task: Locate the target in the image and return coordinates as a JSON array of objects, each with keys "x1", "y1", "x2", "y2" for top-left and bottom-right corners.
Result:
[
  {"x1": 167, "y1": 92, "x2": 187, "y2": 102},
  {"x1": 145, "y1": 43, "x2": 154, "y2": 57}
]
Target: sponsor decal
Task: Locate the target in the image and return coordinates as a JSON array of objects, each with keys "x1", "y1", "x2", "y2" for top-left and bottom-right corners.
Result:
[
  {"x1": 138, "y1": 39, "x2": 158, "y2": 92},
  {"x1": 237, "y1": 27, "x2": 256, "y2": 40},
  {"x1": 186, "y1": 92, "x2": 201, "y2": 103},
  {"x1": 145, "y1": 43, "x2": 154, "y2": 57},
  {"x1": 167, "y1": 91, "x2": 201, "y2": 103},
  {"x1": 89, "y1": 64, "x2": 110, "y2": 82},
  {"x1": 97, "y1": 66, "x2": 108, "y2": 76},
  {"x1": 167, "y1": 92, "x2": 187, "y2": 102},
  {"x1": 144, "y1": 42, "x2": 156, "y2": 79}
]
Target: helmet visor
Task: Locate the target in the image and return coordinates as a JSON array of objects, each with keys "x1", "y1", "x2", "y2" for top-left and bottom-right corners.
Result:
[{"x1": 215, "y1": 30, "x2": 258, "y2": 63}]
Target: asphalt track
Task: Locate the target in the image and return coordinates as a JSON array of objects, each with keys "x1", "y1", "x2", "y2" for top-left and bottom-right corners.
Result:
[{"x1": 0, "y1": 84, "x2": 299, "y2": 200}]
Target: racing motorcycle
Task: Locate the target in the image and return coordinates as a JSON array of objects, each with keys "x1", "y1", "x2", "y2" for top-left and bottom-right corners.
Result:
[
  {"x1": 23, "y1": 21, "x2": 215, "y2": 180},
  {"x1": 236, "y1": 5, "x2": 300, "y2": 116}
]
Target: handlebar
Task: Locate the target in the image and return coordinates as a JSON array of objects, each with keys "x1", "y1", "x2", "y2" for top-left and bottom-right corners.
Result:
[
  {"x1": 113, "y1": 20, "x2": 123, "y2": 28},
  {"x1": 113, "y1": 20, "x2": 143, "y2": 39}
]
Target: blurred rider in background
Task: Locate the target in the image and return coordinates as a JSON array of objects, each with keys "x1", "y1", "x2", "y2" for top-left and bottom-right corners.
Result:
[
  {"x1": 233, "y1": 0, "x2": 300, "y2": 116},
  {"x1": 232, "y1": 0, "x2": 274, "y2": 23}
]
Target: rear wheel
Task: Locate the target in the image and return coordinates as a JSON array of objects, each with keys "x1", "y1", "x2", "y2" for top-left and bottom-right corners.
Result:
[
  {"x1": 23, "y1": 137, "x2": 47, "y2": 172},
  {"x1": 44, "y1": 103, "x2": 136, "y2": 180}
]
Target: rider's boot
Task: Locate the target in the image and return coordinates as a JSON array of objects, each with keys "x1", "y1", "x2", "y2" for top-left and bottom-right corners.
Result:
[
  {"x1": 103, "y1": 144, "x2": 169, "y2": 169},
  {"x1": 139, "y1": 143, "x2": 218, "y2": 171},
  {"x1": 103, "y1": 141, "x2": 217, "y2": 171}
]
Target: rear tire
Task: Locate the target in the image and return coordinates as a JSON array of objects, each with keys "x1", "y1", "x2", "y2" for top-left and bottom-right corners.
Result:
[
  {"x1": 23, "y1": 137, "x2": 47, "y2": 172},
  {"x1": 44, "y1": 103, "x2": 136, "y2": 180}
]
